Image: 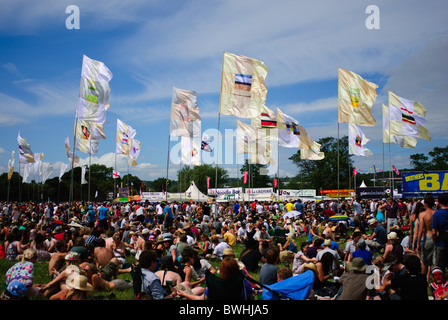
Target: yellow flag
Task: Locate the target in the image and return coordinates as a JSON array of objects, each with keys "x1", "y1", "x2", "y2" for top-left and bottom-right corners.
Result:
[
  {"x1": 338, "y1": 68, "x2": 378, "y2": 126},
  {"x1": 219, "y1": 52, "x2": 269, "y2": 118}
]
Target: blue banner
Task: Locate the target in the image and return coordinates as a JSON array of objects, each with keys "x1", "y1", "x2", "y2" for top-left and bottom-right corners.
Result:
[{"x1": 401, "y1": 171, "x2": 448, "y2": 197}]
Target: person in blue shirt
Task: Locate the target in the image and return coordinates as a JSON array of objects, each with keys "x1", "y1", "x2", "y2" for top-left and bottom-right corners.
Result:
[
  {"x1": 351, "y1": 238, "x2": 373, "y2": 265},
  {"x1": 294, "y1": 199, "x2": 304, "y2": 214},
  {"x1": 162, "y1": 202, "x2": 174, "y2": 230},
  {"x1": 97, "y1": 203, "x2": 109, "y2": 230},
  {"x1": 432, "y1": 193, "x2": 448, "y2": 272},
  {"x1": 86, "y1": 205, "x2": 96, "y2": 228}
]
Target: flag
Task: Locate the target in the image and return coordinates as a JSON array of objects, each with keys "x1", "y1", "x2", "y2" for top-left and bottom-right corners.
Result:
[
  {"x1": 207, "y1": 176, "x2": 210, "y2": 189},
  {"x1": 41, "y1": 162, "x2": 54, "y2": 184},
  {"x1": 113, "y1": 170, "x2": 120, "y2": 179},
  {"x1": 382, "y1": 104, "x2": 415, "y2": 148},
  {"x1": 76, "y1": 55, "x2": 113, "y2": 124},
  {"x1": 274, "y1": 178, "x2": 277, "y2": 188},
  {"x1": 74, "y1": 120, "x2": 102, "y2": 155},
  {"x1": 116, "y1": 118, "x2": 136, "y2": 155},
  {"x1": 7, "y1": 151, "x2": 15, "y2": 180},
  {"x1": 353, "y1": 168, "x2": 358, "y2": 176},
  {"x1": 169, "y1": 87, "x2": 201, "y2": 138},
  {"x1": 129, "y1": 139, "x2": 141, "y2": 166},
  {"x1": 392, "y1": 165, "x2": 400, "y2": 175},
  {"x1": 348, "y1": 123, "x2": 373, "y2": 157},
  {"x1": 276, "y1": 108, "x2": 301, "y2": 148},
  {"x1": 276, "y1": 108, "x2": 324, "y2": 160},
  {"x1": 22, "y1": 163, "x2": 32, "y2": 183},
  {"x1": 338, "y1": 68, "x2": 378, "y2": 126},
  {"x1": 236, "y1": 120, "x2": 275, "y2": 165},
  {"x1": 386, "y1": 91, "x2": 430, "y2": 147},
  {"x1": 59, "y1": 163, "x2": 69, "y2": 182},
  {"x1": 244, "y1": 171, "x2": 248, "y2": 184},
  {"x1": 219, "y1": 52, "x2": 269, "y2": 119},
  {"x1": 251, "y1": 105, "x2": 278, "y2": 143},
  {"x1": 180, "y1": 136, "x2": 201, "y2": 166},
  {"x1": 17, "y1": 132, "x2": 35, "y2": 164},
  {"x1": 95, "y1": 190, "x2": 98, "y2": 198},
  {"x1": 33, "y1": 153, "x2": 44, "y2": 176},
  {"x1": 81, "y1": 165, "x2": 87, "y2": 184},
  {"x1": 65, "y1": 136, "x2": 80, "y2": 166},
  {"x1": 201, "y1": 133, "x2": 212, "y2": 152}
]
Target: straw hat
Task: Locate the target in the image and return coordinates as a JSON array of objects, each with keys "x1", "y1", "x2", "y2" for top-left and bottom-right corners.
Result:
[
  {"x1": 222, "y1": 248, "x2": 235, "y2": 258},
  {"x1": 302, "y1": 262, "x2": 318, "y2": 275},
  {"x1": 66, "y1": 274, "x2": 93, "y2": 292}
]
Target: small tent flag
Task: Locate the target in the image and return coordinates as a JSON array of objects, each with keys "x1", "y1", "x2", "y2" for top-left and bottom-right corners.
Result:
[
  {"x1": 338, "y1": 68, "x2": 378, "y2": 126},
  {"x1": 219, "y1": 52, "x2": 269, "y2": 119}
]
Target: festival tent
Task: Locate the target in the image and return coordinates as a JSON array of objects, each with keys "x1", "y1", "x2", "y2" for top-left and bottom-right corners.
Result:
[{"x1": 166, "y1": 181, "x2": 210, "y2": 202}]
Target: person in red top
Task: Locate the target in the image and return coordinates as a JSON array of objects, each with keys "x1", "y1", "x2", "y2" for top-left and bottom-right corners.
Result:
[
  {"x1": 430, "y1": 267, "x2": 448, "y2": 300},
  {"x1": 53, "y1": 226, "x2": 65, "y2": 242}
]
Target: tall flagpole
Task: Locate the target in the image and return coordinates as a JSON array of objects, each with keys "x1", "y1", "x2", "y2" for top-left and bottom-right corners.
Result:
[
  {"x1": 215, "y1": 52, "x2": 225, "y2": 193},
  {"x1": 70, "y1": 114, "x2": 78, "y2": 204},
  {"x1": 165, "y1": 134, "x2": 171, "y2": 201},
  {"x1": 337, "y1": 122, "x2": 340, "y2": 212}
]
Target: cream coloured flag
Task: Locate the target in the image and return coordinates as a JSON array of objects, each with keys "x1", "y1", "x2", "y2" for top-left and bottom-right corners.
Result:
[
  {"x1": 76, "y1": 55, "x2": 113, "y2": 124},
  {"x1": 75, "y1": 120, "x2": 100, "y2": 155},
  {"x1": 219, "y1": 52, "x2": 269, "y2": 119},
  {"x1": 169, "y1": 87, "x2": 201, "y2": 138},
  {"x1": 338, "y1": 68, "x2": 378, "y2": 126},
  {"x1": 236, "y1": 120, "x2": 275, "y2": 165},
  {"x1": 382, "y1": 104, "x2": 417, "y2": 148},
  {"x1": 388, "y1": 91, "x2": 430, "y2": 144},
  {"x1": 7, "y1": 151, "x2": 14, "y2": 180},
  {"x1": 180, "y1": 136, "x2": 202, "y2": 166},
  {"x1": 116, "y1": 119, "x2": 136, "y2": 155}
]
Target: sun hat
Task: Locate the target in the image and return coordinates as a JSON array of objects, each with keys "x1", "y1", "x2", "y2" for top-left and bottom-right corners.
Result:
[
  {"x1": 347, "y1": 257, "x2": 367, "y2": 272},
  {"x1": 302, "y1": 262, "x2": 318, "y2": 275},
  {"x1": 222, "y1": 248, "x2": 235, "y2": 257},
  {"x1": 388, "y1": 232, "x2": 398, "y2": 240},
  {"x1": 65, "y1": 251, "x2": 80, "y2": 261},
  {"x1": 66, "y1": 274, "x2": 93, "y2": 292},
  {"x1": 368, "y1": 218, "x2": 377, "y2": 225}
]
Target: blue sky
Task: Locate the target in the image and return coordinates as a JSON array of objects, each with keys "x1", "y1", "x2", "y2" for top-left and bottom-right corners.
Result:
[{"x1": 0, "y1": 0, "x2": 447, "y2": 185}]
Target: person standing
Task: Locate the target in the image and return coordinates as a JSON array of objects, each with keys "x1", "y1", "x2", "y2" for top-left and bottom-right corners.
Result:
[
  {"x1": 97, "y1": 203, "x2": 109, "y2": 230},
  {"x1": 385, "y1": 197, "x2": 400, "y2": 233},
  {"x1": 432, "y1": 193, "x2": 448, "y2": 273}
]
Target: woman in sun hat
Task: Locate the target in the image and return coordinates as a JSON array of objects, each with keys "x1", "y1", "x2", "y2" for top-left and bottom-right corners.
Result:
[{"x1": 50, "y1": 274, "x2": 93, "y2": 300}]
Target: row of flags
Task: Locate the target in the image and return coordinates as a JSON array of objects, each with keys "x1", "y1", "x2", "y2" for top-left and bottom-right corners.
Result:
[
  {"x1": 8, "y1": 52, "x2": 432, "y2": 187},
  {"x1": 337, "y1": 68, "x2": 431, "y2": 159},
  {"x1": 220, "y1": 52, "x2": 324, "y2": 164}
]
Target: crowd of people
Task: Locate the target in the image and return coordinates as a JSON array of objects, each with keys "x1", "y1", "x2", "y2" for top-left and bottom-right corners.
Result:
[{"x1": 0, "y1": 192, "x2": 447, "y2": 301}]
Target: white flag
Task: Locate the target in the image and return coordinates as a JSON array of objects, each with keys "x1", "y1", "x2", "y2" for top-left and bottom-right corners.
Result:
[
  {"x1": 65, "y1": 136, "x2": 80, "y2": 167},
  {"x1": 59, "y1": 163, "x2": 69, "y2": 182},
  {"x1": 129, "y1": 139, "x2": 141, "y2": 166},
  {"x1": 180, "y1": 136, "x2": 202, "y2": 166},
  {"x1": 116, "y1": 119, "x2": 136, "y2": 155},
  {"x1": 22, "y1": 163, "x2": 32, "y2": 183},
  {"x1": 76, "y1": 55, "x2": 113, "y2": 124},
  {"x1": 348, "y1": 123, "x2": 373, "y2": 157},
  {"x1": 41, "y1": 162, "x2": 54, "y2": 184},
  {"x1": 17, "y1": 132, "x2": 35, "y2": 164},
  {"x1": 81, "y1": 165, "x2": 88, "y2": 184},
  {"x1": 169, "y1": 87, "x2": 201, "y2": 138}
]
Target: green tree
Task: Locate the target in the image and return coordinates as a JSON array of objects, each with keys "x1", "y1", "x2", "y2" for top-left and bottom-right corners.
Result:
[
  {"x1": 239, "y1": 160, "x2": 270, "y2": 188},
  {"x1": 410, "y1": 153, "x2": 429, "y2": 171},
  {"x1": 177, "y1": 164, "x2": 228, "y2": 194},
  {"x1": 289, "y1": 136, "x2": 354, "y2": 190}
]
